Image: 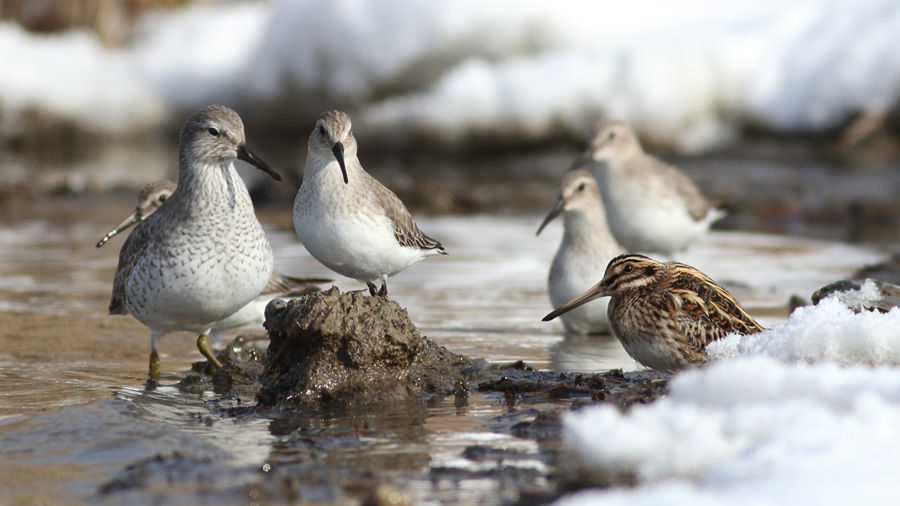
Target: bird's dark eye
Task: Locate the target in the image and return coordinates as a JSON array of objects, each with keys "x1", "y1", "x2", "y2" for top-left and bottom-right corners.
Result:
[
  {"x1": 318, "y1": 125, "x2": 326, "y2": 135},
  {"x1": 208, "y1": 127, "x2": 219, "y2": 136},
  {"x1": 623, "y1": 264, "x2": 633, "y2": 273},
  {"x1": 577, "y1": 183, "x2": 586, "y2": 191},
  {"x1": 158, "y1": 194, "x2": 167, "y2": 203}
]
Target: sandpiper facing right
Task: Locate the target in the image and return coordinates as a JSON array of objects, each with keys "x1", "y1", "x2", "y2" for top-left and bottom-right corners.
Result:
[
  {"x1": 578, "y1": 120, "x2": 724, "y2": 255},
  {"x1": 109, "y1": 105, "x2": 281, "y2": 380},
  {"x1": 98, "y1": 179, "x2": 330, "y2": 345},
  {"x1": 293, "y1": 110, "x2": 446, "y2": 297}
]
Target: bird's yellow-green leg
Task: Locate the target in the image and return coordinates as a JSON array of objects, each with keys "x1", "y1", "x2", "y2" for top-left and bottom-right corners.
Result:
[
  {"x1": 149, "y1": 350, "x2": 161, "y2": 380},
  {"x1": 149, "y1": 329, "x2": 163, "y2": 380},
  {"x1": 197, "y1": 333, "x2": 223, "y2": 370}
]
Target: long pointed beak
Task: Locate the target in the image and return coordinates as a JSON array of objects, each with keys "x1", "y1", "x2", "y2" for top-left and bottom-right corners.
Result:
[
  {"x1": 536, "y1": 197, "x2": 565, "y2": 236},
  {"x1": 96, "y1": 210, "x2": 142, "y2": 248},
  {"x1": 542, "y1": 280, "x2": 608, "y2": 322},
  {"x1": 332, "y1": 142, "x2": 348, "y2": 184},
  {"x1": 237, "y1": 143, "x2": 282, "y2": 181}
]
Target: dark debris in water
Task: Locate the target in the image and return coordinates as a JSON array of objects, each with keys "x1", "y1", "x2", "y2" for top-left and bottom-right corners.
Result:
[{"x1": 99, "y1": 288, "x2": 670, "y2": 505}]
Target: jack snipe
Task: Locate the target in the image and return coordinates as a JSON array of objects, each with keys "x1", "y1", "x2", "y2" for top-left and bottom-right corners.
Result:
[{"x1": 543, "y1": 254, "x2": 763, "y2": 371}]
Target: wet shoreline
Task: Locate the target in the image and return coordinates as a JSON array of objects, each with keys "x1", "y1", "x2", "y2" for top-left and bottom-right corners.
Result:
[{"x1": 1, "y1": 136, "x2": 898, "y2": 504}]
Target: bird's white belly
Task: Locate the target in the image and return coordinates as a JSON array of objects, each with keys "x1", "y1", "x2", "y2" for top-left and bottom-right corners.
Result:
[
  {"x1": 295, "y1": 205, "x2": 423, "y2": 283},
  {"x1": 125, "y1": 238, "x2": 272, "y2": 333},
  {"x1": 600, "y1": 181, "x2": 704, "y2": 254}
]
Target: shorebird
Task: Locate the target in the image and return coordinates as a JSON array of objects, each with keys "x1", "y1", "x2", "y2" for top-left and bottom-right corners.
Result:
[
  {"x1": 578, "y1": 120, "x2": 724, "y2": 255},
  {"x1": 544, "y1": 254, "x2": 763, "y2": 372},
  {"x1": 537, "y1": 170, "x2": 623, "y2": 335},
  {"x1": 109, "y1": 105, "x2": 282, "y2": 380},
  {"x1": 293, "y1": 110, "x2": 446, "y2": 296},
  {"x1": 96, "y1": 181, "x2": 176, "y2": 248},
  {"x1": 98, "y1": 180, "x2": 330, "y2": 345}
]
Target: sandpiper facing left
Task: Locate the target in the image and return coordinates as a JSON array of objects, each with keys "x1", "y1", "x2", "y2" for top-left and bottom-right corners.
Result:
[
  {"x1": 537, "y1": 169, "x2": 623, "y2": 335},
  {"x1": 293, "y1": 110, "x2": 446, "y2": 296},
  {"x1": 109, "y1": 105, "x2": 281, "y2": 380},
  {"x1": 544, "y1": 254, "x2": 763, "y2": 371},
  {"x1": 98, "y1": 179, "x2": 330, "y2": 346}
]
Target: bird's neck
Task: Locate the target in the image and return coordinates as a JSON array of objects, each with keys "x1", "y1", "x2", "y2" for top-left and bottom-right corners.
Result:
[
  {"x1": 177, "y1": 160, "x2": 245, "y2": 213},
  {"x1": 563, "y1": 206, "x2": 618, "y2": 250},
  {"x1": 305, "y1": 152, "x2": 362, "y2": 186}
]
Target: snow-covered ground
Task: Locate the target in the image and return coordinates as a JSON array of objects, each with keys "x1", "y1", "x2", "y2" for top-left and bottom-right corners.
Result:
[
  {"x1": 556, "y1": 281, "x2": 900, "y2": 504},
  {"x1": 2, "y1": 0, "x2": 899, "y2": 151}
]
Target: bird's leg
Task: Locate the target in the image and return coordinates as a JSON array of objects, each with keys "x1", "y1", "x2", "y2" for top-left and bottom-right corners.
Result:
[
  {"x1": 197, "y1": 333, "x2": 223, "y2": 370},
  {"x1": 149, "y1": 351, "x2": 161, "y2": 381},
  {"x1": 148, "y1": 329, "x2": 163, "y2": 381},
  {"x1": 367, "y1": 282, "x2": 378, "y2": 296},
  {"x1": 378, "y1": 281, "x2": 388, "y2": 297}
]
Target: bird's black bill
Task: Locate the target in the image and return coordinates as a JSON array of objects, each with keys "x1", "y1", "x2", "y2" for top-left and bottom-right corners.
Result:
[
  {"x1": 237, "y1": 144, "x2": 282, "y2": 181},
  {"x1": 332, "y1": 142, "x2": 348, "y2": 184},
  {"x1": 95, "y1": 211, "x2": 142, "y2": 248},
  {"x1": 542, "y1": 281, "x2": 607, "y2": 322},
  {"x1": 536, "y1": 197, "x2": 564, "y2": 236}
]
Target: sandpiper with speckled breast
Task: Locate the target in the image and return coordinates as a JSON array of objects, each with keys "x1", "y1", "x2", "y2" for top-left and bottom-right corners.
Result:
[
  {"x1": 98, "y1": 179, "x2": 330, "y2": 346},
  {"x1": 108, "y1": 105, "x2": 282, "y2": 380}
]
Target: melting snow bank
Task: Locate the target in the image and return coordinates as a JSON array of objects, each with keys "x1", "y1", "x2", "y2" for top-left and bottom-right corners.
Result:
[
  {"x1": 555, "y1": 283, "x2": 900, "y2": 504},
  {"x1": 709, "y1": 280, "x2": 900, "y2": 365},
  {"x1": 2, "y1": 0, "x2": 900, "y2": 150}
]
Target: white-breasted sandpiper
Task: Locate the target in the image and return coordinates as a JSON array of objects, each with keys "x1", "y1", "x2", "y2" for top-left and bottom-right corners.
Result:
[
  {"x1": 576, "y1": 120, "x2": 724, "y2": 255},
  {"x1": 292, "y1": 110, "x2": 446, "y2": 297},
  {"x1": 537, "y1": 170, "x2": 623, "y2": 335}
]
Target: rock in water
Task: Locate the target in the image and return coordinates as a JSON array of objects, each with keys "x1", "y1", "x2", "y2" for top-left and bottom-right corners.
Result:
[
  {"x1": 812, "y1": 278, "x2": 900, "y2": 313},
  {"x1": 258, "y1": 287, "x2": 482, "y2": 408}
]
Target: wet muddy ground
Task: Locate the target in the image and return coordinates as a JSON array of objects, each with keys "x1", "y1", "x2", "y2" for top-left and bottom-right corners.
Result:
[{"x1": 1, "y1": 136, "x2": 899, "y2": 504}]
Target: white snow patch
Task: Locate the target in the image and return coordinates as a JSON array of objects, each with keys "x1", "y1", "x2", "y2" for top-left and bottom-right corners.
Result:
[
  {"x1": 557, "y1": 279, "x2": 900, "y2": 504},
  {"x1": 710, "y1": 280, "x2": 900, "y2": 366},
  {"x1": 2, "y1": 0, "x2": 899, "y2": 148},
  {"x1": 558, "y1": 356, "x2": 900, "y2": 504}
]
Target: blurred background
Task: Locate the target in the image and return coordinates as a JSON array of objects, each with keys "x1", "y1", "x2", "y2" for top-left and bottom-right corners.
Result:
[
  {"x1": 2, "y1": 4, "x2": 899, "y2": 502},
  {"x1": 1, "y1": 0, "x2": 900, "y2": 243}
]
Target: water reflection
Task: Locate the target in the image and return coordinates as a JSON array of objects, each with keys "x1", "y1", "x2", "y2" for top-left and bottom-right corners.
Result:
[
  {"x1": 550, "y1": 333, "x2": 640, "y2": 373},
  {"x1": 0, "y1": 201, "x2": 888, "y2": 504}
]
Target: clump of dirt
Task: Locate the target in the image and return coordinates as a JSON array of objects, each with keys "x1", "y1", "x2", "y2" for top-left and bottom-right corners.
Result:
[{"x1": 257, "y1": 287, "x2": 488, "y2": 408}]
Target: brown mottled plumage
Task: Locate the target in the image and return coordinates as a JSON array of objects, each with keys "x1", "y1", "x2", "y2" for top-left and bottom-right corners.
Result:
[{"x1": 544, "y1": 254, "x2": 763, "y2": 371}]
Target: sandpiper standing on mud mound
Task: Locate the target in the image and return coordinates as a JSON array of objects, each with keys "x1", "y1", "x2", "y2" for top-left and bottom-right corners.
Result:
[
  {"x1": 544, "y1": 254, "x2": 763, "y2": 372},
  {"x1": 293, "y1": 110, "x2": 446, "y2": 297},
  {"x1": 537, "y1": 169, "x2": 624, "y2": 335},
  {"x1": 576, "y1": 120, "x2": 724, "y2": 255},
  {"x1": 108, "y1": 105, "x2": 282, "y2": 381},
  {"x1": 97, "y1": 180, "x2": 330, "y2": 345}
]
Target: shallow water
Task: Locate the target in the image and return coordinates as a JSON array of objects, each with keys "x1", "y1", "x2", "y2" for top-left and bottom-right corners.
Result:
[{"x1": 0, "y1": 193, "x2": 888, "y2": 504}]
